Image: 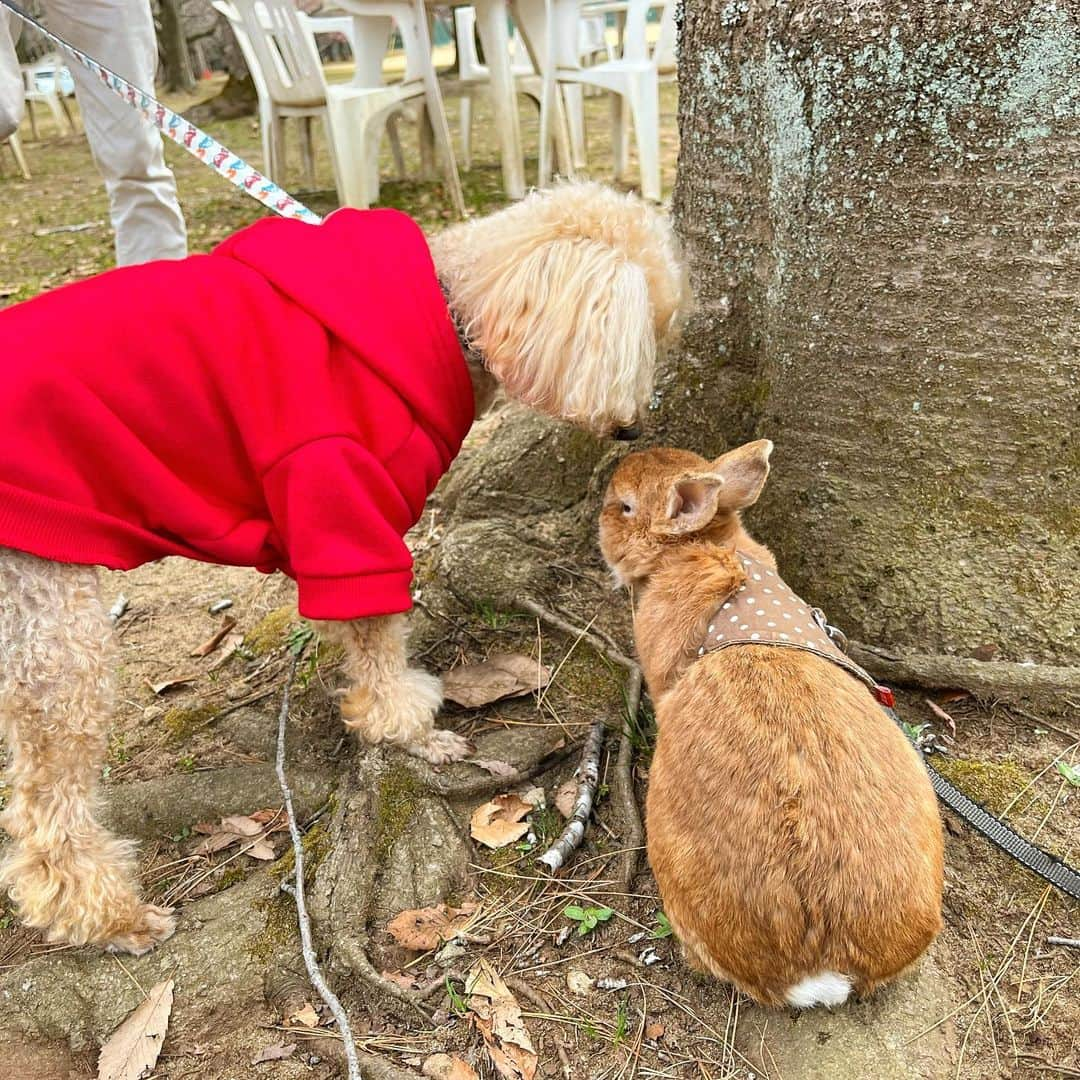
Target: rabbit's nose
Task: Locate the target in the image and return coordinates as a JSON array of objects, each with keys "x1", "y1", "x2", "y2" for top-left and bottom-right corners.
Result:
[{"x1": 614, "y1": 424, "x2": 641, "y2": 442}]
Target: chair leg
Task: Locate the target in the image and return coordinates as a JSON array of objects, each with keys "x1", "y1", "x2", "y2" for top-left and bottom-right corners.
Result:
[
  {"x1": 387, "y1": 111, "x2": 406, "y2": 180},
  {"x1": 46, "y1": 92, "x2": 65, "y2": 132},
  {"x1": 459, "y1": 94, "x2": 472, "y2": 172},
  {"x1": 627, "y1": 70, "x2": 660, "y2": 202},
  {"x1": 561, "y1": 82, "x2": 587, "y2": 173},
  {"x1": 27, "y1": 99, "x2": 39, "y2": 142},
  {"x1": 611, "y1": 91, "x2": 627, "y2": 181},
  {"x1": 8, "y1": 132, "x2": 30, "y2": 179},
  {"x1": 59, "y1": 92, "x2": 77, "y2": 133},
  {"x1": 418, "y1": 102, "x2": 435, "y2": 181},
  {"x1": 299, "y1": 115, "x2": 316, "y2": 187}
]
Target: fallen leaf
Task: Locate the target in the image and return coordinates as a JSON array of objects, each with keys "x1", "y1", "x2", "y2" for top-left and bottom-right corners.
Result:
[
  {"x1": 386, "y1": 903, "x2": 479, "y2": 951},
  {"x1": 443, "y1": 654, "x2": 552, "y2": 709},
  {"x1": 470, "y1": 793, "x2": 537, "y2": 849},
  {"x1": 252, "y1": 1042, "x2": 296, "y2": 1064},
  {"x1": 147, "y1": 674, "x2": 197, "y2": 695},
  {"x1": 207, "y1": 631, "x2": 244, "y2": 671},
  {"x1": 191, "y1": 810, "x2": 284, "y2": 857},
  {"x1": 247, "y1": 838, "x2": 276, "y2": 860},
  {"x1": 645, "y1": 1021, "x2": 665, "y2": 1041},
  {"x1": 938, "y1": 690, "x2": 971, "y2": 704},
  {"x1": 466, "y1": 960, "x2": 537, "y2": 1080},
  {"x1": 422, "y1": 1053, "x2": 480, "y2": 1080},
  {"x1": 191, "y1": 617, "x2": 238, "y2": 657},
  {"x1": 287, "y1": 1002, "x2": 320, "y2": 1027},
  {"x1": 566, "y1": 970, "x2": 593, "y2": 995},
  {"x1": 471, "y1": 758, "x2": 521, "y2": 781},
  {"x1": 382, "y1": 968, "x2": 423, "y2": 990},
  {"x1": 554, "y1": 779, "x2": 578, "y2": 819},
  {"x1": 97, "y1": 978, "x2": 174, "y2": 1080}
]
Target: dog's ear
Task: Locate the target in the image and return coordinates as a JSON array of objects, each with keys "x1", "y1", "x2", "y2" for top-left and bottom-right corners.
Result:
[
  {"x1": 472, "y1": 239, "x2": 655, "y2": 433},
  {"x1": 709, "y1": 439, "x2": 773, "y2": 511},
  {"x1": 653, "y1": 473, "x2": 725, "y2": 535}
]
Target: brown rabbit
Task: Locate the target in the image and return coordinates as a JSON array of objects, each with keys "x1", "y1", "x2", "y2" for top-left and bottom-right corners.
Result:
[{"x1": 599, "y1": 440, "x2": 944, "y2": 1008}]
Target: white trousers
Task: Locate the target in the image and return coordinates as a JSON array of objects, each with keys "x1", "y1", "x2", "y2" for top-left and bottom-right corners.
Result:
[{"x1": 1, "y1": 0, "x2": 187, "y2": 265}]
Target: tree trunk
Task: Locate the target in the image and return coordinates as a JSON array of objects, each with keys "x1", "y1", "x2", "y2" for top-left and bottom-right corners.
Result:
[
  {"x1": 666, "y1": 0, "x2": 1079, "y2": 664},
  {"x1": 157, "y1": 0, "x2": 197, "y2": 93}
]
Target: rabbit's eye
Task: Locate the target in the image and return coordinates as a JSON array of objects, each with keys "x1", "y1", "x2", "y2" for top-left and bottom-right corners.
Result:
[{"x1": 621, "y1": 502, "x2": 633, "y2": 516}]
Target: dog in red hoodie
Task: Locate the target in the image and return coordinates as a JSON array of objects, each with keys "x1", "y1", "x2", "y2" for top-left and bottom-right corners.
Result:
[{"x1": 0, "y1": 182, "x2": 683, "y2": 955}]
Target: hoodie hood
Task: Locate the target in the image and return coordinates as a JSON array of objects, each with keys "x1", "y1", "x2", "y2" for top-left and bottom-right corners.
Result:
[{"x1": 214, "y1": 207, "x2": 474, "y2": 464}]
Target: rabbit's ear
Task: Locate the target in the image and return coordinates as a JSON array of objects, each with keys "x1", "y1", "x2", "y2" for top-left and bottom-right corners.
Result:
[
  {"x1": 655, "y1": 473, "x2": 725, "y2": 535},
  {"x1": 710, "y1": 439, "x2": 773, "y2": 511}
]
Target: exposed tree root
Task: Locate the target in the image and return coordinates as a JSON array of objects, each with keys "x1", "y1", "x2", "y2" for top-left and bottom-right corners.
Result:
[
  {"x1": 613, "y1": 665, "x2": 645, "y2": 892},
  {"x1": 849, "y1": 642, "x2": 1080, "y2": 716}
]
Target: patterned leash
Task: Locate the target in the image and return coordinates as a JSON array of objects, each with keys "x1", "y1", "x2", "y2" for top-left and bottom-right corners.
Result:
[{"x1": 1, "y1": 0, "x2": 323, "y2": 225}]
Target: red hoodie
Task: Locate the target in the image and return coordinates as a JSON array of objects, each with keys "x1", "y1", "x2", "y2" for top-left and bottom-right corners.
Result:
[{"x1": 0, "y1": 209, "x2": 474, "y2": 620}]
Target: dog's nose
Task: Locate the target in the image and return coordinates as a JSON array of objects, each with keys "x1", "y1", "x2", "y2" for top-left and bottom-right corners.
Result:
[{"x1": 613, "y1": 424, "x2": 641, "y2": 441}]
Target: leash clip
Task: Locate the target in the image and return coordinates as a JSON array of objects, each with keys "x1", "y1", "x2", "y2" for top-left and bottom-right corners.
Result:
[{"x1": 810, "y1": 607, "x2": 849, "y2": 653}]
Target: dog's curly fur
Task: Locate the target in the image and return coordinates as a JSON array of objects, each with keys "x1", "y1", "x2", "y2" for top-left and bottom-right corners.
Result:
[{"x1": 0, "y1": 181, "x2": 684, "y2": 954}]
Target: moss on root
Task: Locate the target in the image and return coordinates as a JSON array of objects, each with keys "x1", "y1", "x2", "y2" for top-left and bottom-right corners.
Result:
[
  {"x1": 374, "y1": 762, "x2": 423, "y2": 860},
  {"x1": 163, "y1": 704, "x2": 218, "y2": 744},
  {"x1": 244, "y1": 605, "x2": 298, "y2": 656},
  {"x1": 931, "y1": 756, "x2": 1031, "y2": 815}
]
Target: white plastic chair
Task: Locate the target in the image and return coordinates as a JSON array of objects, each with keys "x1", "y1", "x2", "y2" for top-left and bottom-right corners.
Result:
[
  {"x1": 214, "y1": 0, "x2": 463, "y2": 212},
  {"x1": 21, "y1": 54, "x2": 77, "y2": 139},
  {"x1": 453, "y1": 6, "x2": 538, "y2": 171},
  {"x1": 534, "y1": 0, "x2": 671, "y2": 201},
  {"x1": 3, "y1": 131, "x2": 30, "y2": 179}
]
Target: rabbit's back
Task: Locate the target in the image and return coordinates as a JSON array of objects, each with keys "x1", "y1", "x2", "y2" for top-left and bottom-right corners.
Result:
[{"x1": 647, "y1": 645, "x2": 943, "y2": 1006}]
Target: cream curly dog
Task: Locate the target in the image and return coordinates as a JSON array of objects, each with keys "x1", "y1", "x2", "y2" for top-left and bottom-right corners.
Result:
[{"x1": 0, "y1": 183, "x2": 683, "y2": 955}]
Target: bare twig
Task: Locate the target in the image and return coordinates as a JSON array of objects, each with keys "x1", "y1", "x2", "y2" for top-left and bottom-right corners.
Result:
[
  {"x1": 538, "y1": 719, "x2": 605, "y2": 873},
  {"x1": 1046, "y1": 937, "x2": 1080, "y2": 949},
  {"x1": 519, "y1": 599, "x2": 637, "y2": 673},
  {"x1": 276, "y1": 652, "x2": 362, "y2": 1080}
]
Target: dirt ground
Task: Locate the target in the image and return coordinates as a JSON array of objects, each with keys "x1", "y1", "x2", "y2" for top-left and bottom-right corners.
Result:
[{"x1": 1, "y1": 68, "x2": 1077, "y2": 1080}]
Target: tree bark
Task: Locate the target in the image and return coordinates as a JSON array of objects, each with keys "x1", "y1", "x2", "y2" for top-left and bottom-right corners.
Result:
[
  {"x1": 157, "y1": 0, "x2": 197, "y2": 93},
  {"x1": 669, "y1": 0, "x2": 1079, "y2": 664}
]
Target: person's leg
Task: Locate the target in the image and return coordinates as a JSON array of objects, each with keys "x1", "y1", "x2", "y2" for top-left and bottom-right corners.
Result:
[
  {"x1": 45, "y1": 0, "x2": 187, "y2": 264},
  {"x1": 0, "y1": 12, "x2": 26, "y2": 143}
]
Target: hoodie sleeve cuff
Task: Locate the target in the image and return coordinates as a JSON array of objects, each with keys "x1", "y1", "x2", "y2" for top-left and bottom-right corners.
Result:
[{"x1": 296, "y1": 570, "x2": 414, "y2": 621}]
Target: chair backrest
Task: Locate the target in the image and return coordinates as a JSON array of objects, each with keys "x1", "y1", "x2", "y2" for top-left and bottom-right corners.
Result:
[
  {"x1": 653, "y1": 0, "x2": 675, "y2": 72},
  {"x1": 454, "y1": 6, "x2": 535, "y2": 80},
  {"x1": 621, "y1": 0, "x2": 661, "y2": 65},
  {"x1": 221, "y1": 0, "x2": 326, "y2": 107}
]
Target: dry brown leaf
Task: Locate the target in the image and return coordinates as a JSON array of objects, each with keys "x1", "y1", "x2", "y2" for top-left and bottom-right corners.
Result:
[
  {"x1": 381, "y1": 968, "x2": 422, "y2": 990},
  {"x1": 471, "y1": 758, "x2": 521, "y2": 781},
  {"x1": 422, "y1": 1053, "x2": 480, "y2": 1080},
  {"x1": 207, "y1": 631, "x2": 245, "y2": 671},
  {"x1": 466, "y1": 961, "x2": 536, "y2": 1080},
  {"x1": 385, "y1": 903, "x2": 479, "y2": 951},
  {"x1": 147, "y1": 675, "x2": 196, "y2": 695},
  {"x1": 190, "y1": 617, "x2": 237, "y2": 657},
  {"x1": 247, "y1": 839, "x2": 276, "y2": 860},
  {"x1": 252, "y1": 1042, "x2": 296, "y2": 1064},
  {"x1": 287, "y1": 1002, "x2": 320, "y2": 1028},
  {"x1": 443, "y1": 653, "x2": 552, "y2": 709},
  {"x1": 645, "y1": 1021, "x2": 665, "y2": 1041},
  {"x1": 554, "y1": 779, "x2": 578, "y2": 819},
  {"x1": 97, "y1": 978, "x2": 174, "y2": 1080},
  {"x1": 219, "y1": 814, "x2": 265, "y2": 837},
  {"x1": 469, "y1": 794, "x2": 536, "y2": 849}
]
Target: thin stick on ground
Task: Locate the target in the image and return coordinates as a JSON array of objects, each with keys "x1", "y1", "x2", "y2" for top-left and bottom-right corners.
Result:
[
  {"x1": 538, "y1": 718, "x2": 605, "y2": 872},
  {"x1": 276, "y1": 652, "x2": 362, "y2": 1080},
  {"x1": 522, "y1": 599, "x2": 645, "y2": 881}
]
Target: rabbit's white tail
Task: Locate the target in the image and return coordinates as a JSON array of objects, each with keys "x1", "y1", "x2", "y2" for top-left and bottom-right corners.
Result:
[{"x1": 785, "y1": 972, "x2": 852, "y2": 1008}]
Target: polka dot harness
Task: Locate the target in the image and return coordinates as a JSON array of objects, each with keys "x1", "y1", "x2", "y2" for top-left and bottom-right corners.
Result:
[{"x1": 695, "y1": 552, "x2": 893, "y2": 705}]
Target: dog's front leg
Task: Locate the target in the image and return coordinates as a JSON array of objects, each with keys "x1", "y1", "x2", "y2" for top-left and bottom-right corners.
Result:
[{"x1": 319, "y1": 614, "x2": 473, "y2": 765}]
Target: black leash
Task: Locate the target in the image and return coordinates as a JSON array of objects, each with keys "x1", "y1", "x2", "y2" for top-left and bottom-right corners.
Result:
[
  {"x1": 813, "y1": 610, "x2": 1080, "y2": 901},
  {"x1": 898, "y1": 713, "x2": 1080, "y2": 901}
]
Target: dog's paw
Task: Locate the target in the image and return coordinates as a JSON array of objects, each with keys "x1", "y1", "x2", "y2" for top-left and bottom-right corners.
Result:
[
  {"x1": 409, "y1": 727, "x2": 475, "y2": 765},
  {"x1": 103, "y1": 903, "x2": 176, "y2": 957}
]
